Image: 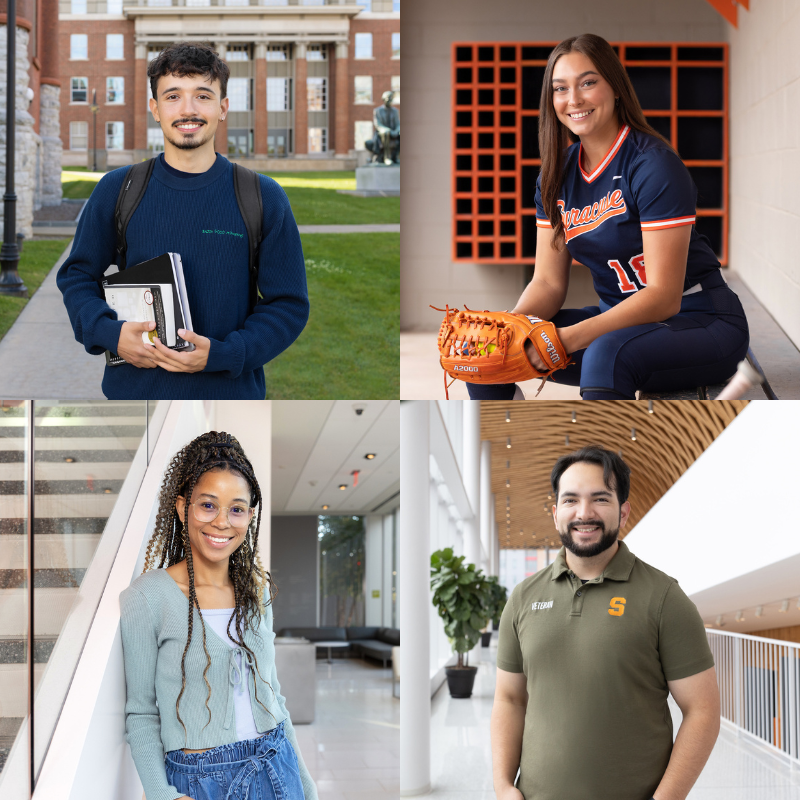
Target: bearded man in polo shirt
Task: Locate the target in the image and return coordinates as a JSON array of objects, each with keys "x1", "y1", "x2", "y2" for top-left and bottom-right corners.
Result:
[{"x1": 492, "y1": 445, "x2": 720, "y2": 800}]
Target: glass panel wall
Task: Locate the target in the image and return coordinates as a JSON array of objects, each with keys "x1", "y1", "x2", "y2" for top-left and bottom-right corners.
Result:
[
  {"x1": 0, "y1": 400, "x2": 168, "y2": 798},
  {"x1": 318, "y1": 515, "x2": 365, "y2": 627}
]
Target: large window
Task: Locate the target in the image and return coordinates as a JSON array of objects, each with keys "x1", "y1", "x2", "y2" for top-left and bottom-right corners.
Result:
[
  {"x1": 354, "y1": 75, "x2": 373, "y2": 105},
  {"x1": 106, "y1": 77, "x2": 124, "y2": 105},
  {"x1": 307, "y1": 44, "x2": 327, "y2": 61},
  {"x1": 307, "y1": 77, "x2": 327, "y2": 111},
  {"x1": 70, "y1": 0, "x2": 87, "y2": 12},
  {"x1": 70, "y1": 77, "x2": 88, "y2": 103},
  {"x1": 228, "y1": 78, "x2": 251, "y2": 112},
  {"x1": 354, "y1": 120, "x2": 373, "y2": 150},
  {"x1": 355, "y1": 33, "x2": 373, "y2": 60},
  {"x1": 106, "y1": 34, "x2": 123, "y2": 60},
  {"x1": 357, "y1": 0, "x2": 372, "y2": 9},
  {"x1": 70, "y1": 34, "x2": 88, "y2": 60},
  {"x1": 70, "y1": 121, "x2": 88, "y2": 150},
  {"x1": 267, "y1": 44, "x2": 290, "y2": 61},
  {"x1": 106, "y1": 122, "x2": 124, "y2": 150},
  {"x1": 147, "y1": 128, "x2": 165, "y2": 152},
  {"x1": 318, "y1": 516, "x2": 365, "y2": 627},
  {"x1": 391, "y1": 75, "x2": 400, "y2": 104},
  {"x1": 267, "y1": 78, "x2": 290, "y2": 111},
  {"x1": 392, "y1": 32, "x2": 400, "y2": 59},
  {"x1": 308, "y1": 127, "x2": 327, "y2": 153},
  {"x1": 107, "y1": 0, "x2": 123, "y2": 12}
]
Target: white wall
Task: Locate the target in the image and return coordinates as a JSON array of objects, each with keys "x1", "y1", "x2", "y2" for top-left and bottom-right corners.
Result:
[
  {"x1": 401, "y1": 0, "x2": 725, "y2": 330},
  {"x1": 727, "y1": 3, "x2": 800, "y2": 349},
  {"x1": 623, "y1": 402, "x2": 800, "y2": 618}
]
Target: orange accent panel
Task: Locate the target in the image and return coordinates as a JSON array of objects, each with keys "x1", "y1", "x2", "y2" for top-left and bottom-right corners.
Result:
[
  {"x1": 452, "y1": 42, "x2": 729, "y2": 266},
  {"x1": 705, "y1": 0, "x2": 737, "y2": 26}
]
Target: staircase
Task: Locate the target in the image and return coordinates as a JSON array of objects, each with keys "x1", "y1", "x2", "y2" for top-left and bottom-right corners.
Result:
[{"x1": 0, "y1": 400, "x2": 147, "y2": 775}]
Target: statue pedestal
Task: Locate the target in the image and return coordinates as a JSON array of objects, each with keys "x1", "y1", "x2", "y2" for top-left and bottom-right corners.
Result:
[{"x1": 339, "y1": 164, "x2": 400, "y2": 197}]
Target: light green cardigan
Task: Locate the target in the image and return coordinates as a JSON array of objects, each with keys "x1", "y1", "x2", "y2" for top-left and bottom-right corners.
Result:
[{"x1": 119, "y1": 569, "x2": 318, "y2": 800}]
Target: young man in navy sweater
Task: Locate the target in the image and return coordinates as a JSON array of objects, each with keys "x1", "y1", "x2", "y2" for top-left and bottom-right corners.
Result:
[{"x1": 57, "y1": 42, "x2": 309, "y2": 399}]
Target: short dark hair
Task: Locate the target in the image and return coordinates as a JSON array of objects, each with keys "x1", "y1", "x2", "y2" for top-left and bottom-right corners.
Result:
[
  {"x1": 551, "y1": 445, "x2": 631, "y2": 505},
  {"x1": 147, "y1": 41, "x2": 230, "y2": 101}
]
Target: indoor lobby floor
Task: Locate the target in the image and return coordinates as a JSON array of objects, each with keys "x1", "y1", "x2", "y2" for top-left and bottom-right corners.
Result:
[
  {"x1": 428, "y1": 642, "x2": 800, "y2": 799},
  {"x1": 294, "y1": 658, "x2": 399, "y2": 800}
]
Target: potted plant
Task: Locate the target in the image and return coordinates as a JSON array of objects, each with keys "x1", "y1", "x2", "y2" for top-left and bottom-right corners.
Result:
[
  {"x1": 430, "y1": 547, "x2": 491, "y2": 698},
  {"x1": 481, "y1": 577, "x2": 509, "y2": 646}
]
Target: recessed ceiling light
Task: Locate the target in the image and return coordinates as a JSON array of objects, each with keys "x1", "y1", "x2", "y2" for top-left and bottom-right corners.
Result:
[
  {"x1": 364, "y1": 453, "x2": 376, "y2": 460},
  {"x1": 338, "y1": 484, "x2": 347, "y2": 491},
  {"x1": 65, "y1": 457, "x2": 75, "y2": 463},
  {"x1": 322, "y1": 504, "x2": 329, "y2": 510},
  {"x1": 103, "y1": 488, "x2": 112, "y2": 494}
]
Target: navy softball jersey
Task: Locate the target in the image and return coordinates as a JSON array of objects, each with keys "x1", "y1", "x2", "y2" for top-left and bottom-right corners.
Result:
[{"x1": 467, "y1": 125, "x2": 749, "y2": 400}]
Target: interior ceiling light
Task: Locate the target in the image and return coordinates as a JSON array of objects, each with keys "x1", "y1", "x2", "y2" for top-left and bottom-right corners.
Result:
[
  {"x1": 571, "y1": 411, "x2": 576, "y2": 423},
  {"x1": 735, "y1": 610, "x2": 743, "y2": 622},
  {"x1": 338, "y1": 484, "x2": 347, "y2": 491},
  {"x1": 506, "y1": 410, "x2": 511, "y2": 423},
  {"x1": 780, "y1": 599, "x2": 789, "y2": 613},
  {"x1": 506, "y1": 437, "x2": 511, "y2": 449},
  {"x1": 103, "y1": 488, "x2": 112, "y2": 494},
  {"x1": 364, "y1": 453, "x2": 376, "y2": 460},
  {"x1": 630, "y1": 427, "x2": 637, "y2": 442},
  {"x1": 715, "y1": 615, "x2": 723, "y2": 626},
  {"x1": 322, "y1": 504, "x2": 329, "y2": 510},
  {"x1": 506, "y1": 460, "x2": 510, "y2": 468},
  {"x1": 648, "y1": 400, "x2": 654, "y2": 414},
  {"x1": 506, "y1": 479, "x2": 510, "y2": 488},
  {"x1": 756, "y1": 606, "x2": 763, "y2": 617},
  {"x1": 64, "y1": 456, "x2": 75, "y2": 463}
]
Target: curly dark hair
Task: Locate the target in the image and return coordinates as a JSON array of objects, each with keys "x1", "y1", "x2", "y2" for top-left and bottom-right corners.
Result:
[
  {"x1": 141, "y1": 430, "x2": 277, "y2": 743},
  {"x1": 147, "y1": 41, "x2": 230, "y2": 101}
]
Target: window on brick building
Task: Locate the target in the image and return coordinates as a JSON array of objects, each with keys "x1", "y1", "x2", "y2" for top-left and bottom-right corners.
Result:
[
  {"x1": 392, "y1": 33, "x2": 400, "y2": 59},
  {"x1": 106, "y1": 34, "x2": 123, "y2": 60},
  {"x1": 267, "y1": 78, "x2": 290, "y2": 111},
  {"x1": 391, "y1": 75, "x2": 400, "y2": 104},
  {"x1": 224, "y1": 0, "x2": 248, "y2": 7},
  {"x1": 106, "y1": 77, "x2": 124, "y2": 104},
  {"x1": 148, "y1": 128, "x2": 165, "y2": 152},
  {"x1": 146, "y1": 0, "x2": 172, "y2": 6},
  {"x1": 227, "y1": 45, "x2": 251, "y2": 61},
  {"x1": 185, "y1": 0, "x2": 211, "y2": 5},
  {"x1": 354, "y1": 75, "x2": 373, "y2": 104},
  {"x1": 307, "y1": 44, "x2": 327, "y2": 61},
  {"x1": 356, "y1": 0, "x2": 372, "y2": 10},
  {"x1": 107, "y1": 0, "x2": 123, "y2": 12},
  {"x1": 355, "y1": 33, "x2": 373, "y2": 60},
  {"x1": 393, "y1": 0, "x2": 400, "y2": 10},
  {"x1": 354, "y1": 120, "x2": 373, "y2": 151},
  {"x1": 308, "y1": 128, "x2": 327, "y2": 153},
  {"x1": 70, "y1": 35, "x2": 88, "y2": 60},
  {"x1": 70, "y1": 121, "x2": 88, "y2": 151},
  {"x1": 307, "y1": 78, "x2": 327, "y2": 111},
  {"x1": 267, "y1": 45, "x2": 289, "y2": 61},
  {"x1": 71, "y1": 77, "x2": 88, "y2": 103},
  {"x1": 106, "y1": 122, "x2": 124, "y2": 150},
  {"x1": 70, "y1": 0, "x2": 87, "y2": 13},
  {"x1": 262, "y1": 0, "x2": 289, "y2": 6},
  {"x1": 228, "y1": 78, "x2": 251, "y2": 111},
  {"x1": 302, "y1": 0, "x2": 325, "y2": 6}
]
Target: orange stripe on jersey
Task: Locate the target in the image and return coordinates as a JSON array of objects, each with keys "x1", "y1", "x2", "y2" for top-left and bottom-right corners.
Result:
[
  {"x1": 536, "y1": 218, "x2": 553, "y2": 228},
  {"x1": 579, "y1": 125, "x2": 630, "y2": 184},
  {"x1": 640, "y1": 216, "x2": 696, "y2": 230}
]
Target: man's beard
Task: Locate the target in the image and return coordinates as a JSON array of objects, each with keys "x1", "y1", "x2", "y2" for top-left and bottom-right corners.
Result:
[
  {"x1": 559, "y1": 519, "x2": 619, "y2": 558},
  {"x1": 166, "y1": 121, "x2": 212, "y2": 151}
]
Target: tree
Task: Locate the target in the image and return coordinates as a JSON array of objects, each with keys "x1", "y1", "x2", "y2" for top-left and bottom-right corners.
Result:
[{"x1": 318, "y1": 515, "x2": 365, "y2": 627}]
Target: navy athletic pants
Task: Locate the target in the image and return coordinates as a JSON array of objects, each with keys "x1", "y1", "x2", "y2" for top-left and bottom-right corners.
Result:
[{"x1": 466, "y1": 275, "x2": 749, "y2": 400}]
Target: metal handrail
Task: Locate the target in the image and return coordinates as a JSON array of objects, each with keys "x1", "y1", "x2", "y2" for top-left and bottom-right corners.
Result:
[{"x1": 706, "y1": 629, "x2": 799, "y2": 765}]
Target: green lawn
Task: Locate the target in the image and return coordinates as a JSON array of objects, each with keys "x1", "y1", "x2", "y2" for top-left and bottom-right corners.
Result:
[
  {"x1": 61, "y1": 169, "x2": 399, "y2": 225},
  {"x1": 264, "y1": 233, "x2": 399, "y2": 398},
  {"x1": 0, "y1": 239, "x2": 71, "y2": 341}
]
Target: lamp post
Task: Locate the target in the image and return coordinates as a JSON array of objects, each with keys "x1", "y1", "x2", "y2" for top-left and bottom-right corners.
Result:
[
  {"x1": 0, "y1": 0, "x2": 27, "y2": 298},
  {"x1": 90, "y1": 88, "x2": 99, "y2": 172}
]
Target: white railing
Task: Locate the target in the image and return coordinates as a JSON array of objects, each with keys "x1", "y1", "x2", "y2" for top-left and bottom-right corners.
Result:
[{"x1": 707, "y1": 629, "x2": 799, "y2": 765}]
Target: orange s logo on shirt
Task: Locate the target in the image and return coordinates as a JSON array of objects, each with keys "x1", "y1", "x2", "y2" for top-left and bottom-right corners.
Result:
[{"x1": 608, "y1": 597, "x2": 626, "y2": 616}]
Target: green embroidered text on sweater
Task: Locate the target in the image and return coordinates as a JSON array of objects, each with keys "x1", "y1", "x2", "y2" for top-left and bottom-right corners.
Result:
[{"x1": 119, "y1": 569, "x2": 318, "y2": 800}]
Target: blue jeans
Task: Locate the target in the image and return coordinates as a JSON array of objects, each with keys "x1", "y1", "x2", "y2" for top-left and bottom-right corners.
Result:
[{"x1": 164, "y1": 721, "x2": 304, "y2": 800}]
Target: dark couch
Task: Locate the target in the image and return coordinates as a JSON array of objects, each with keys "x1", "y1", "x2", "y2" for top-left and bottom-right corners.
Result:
[{"x1": 277, "y1": 626, "x2": 400, "y2": 667}]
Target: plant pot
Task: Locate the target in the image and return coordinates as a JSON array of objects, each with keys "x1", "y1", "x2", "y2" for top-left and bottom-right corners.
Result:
[
  {"x1": 480, "y1": 631, "x2": 492, "y2": 647},
  {"x1": 445, "y1": 665, "x2": 478, "y2": 698}
]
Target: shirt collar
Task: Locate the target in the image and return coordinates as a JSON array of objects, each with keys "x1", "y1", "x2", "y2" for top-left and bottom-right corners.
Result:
[{"x1": 550, "y1": 539, "x2": 635, "y2": 582}]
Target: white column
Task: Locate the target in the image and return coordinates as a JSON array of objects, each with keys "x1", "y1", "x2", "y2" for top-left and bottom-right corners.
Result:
[
  {"x1": 400, "y1": 401, "x2": 430, "y2": 797},
  {"x1": 364, "y1": 515, "x2": 383, "y2": 626},
  {"x1": 480, "y1": 440, "x2": 492, "y2": 574},
  {"x1": 491, "y1": 494, "x2": 499, "y2": 577},
  {"x1": 462, "y1": 401, "x2": 481, "y2": 569}
]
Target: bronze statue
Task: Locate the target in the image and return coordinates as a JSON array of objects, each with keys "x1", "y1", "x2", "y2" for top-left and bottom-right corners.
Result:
[{"x1": 365, "y1": 90, "x2": 400, "y2": 165}]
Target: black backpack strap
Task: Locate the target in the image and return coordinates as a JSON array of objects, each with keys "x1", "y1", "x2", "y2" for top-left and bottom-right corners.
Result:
[
  {"x1": 232, "y1": 162, "x2": 264, "y2": 315},
  {"x1": 114, "y1": 158, "x2": 156, "y2": 271}
]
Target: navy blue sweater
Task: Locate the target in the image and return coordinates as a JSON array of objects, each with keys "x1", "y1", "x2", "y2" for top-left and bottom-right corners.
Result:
[{"x1": 57, "y1": 153, "x2": 309, "y2": 399}]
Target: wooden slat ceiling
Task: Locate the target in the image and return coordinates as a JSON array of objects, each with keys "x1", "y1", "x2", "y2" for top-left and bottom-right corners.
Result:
[{"x1": 480, "y1": 400, "x2": 748, "y2": 550}]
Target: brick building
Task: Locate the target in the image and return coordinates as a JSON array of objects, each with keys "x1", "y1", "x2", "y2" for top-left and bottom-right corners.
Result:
[{"x1": 56, "y1": 0, "x2": 400, "y2": 168}]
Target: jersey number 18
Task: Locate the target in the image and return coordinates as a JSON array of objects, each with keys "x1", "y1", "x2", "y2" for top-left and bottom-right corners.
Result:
[{"x1": 607, "y1": 253, "x2": 647, "y2": 293}]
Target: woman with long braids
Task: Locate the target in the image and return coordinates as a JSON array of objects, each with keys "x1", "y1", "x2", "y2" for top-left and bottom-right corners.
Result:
[
  {"x1": 119, "y1": 431, "x2": 317, "y2": 800},
  {"x1": 466, "y1": 33, "x2": 749, "y2": 400}
]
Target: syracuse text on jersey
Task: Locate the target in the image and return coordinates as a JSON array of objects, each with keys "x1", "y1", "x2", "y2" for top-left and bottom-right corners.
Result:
[{"x1": 557, "y1": 190, "x2": 627, "y2": 242}]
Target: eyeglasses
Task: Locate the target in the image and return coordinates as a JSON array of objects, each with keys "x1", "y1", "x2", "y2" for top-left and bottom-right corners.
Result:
[{"x1": 189, "y1": 501, "x2": 254, "y2": 528}]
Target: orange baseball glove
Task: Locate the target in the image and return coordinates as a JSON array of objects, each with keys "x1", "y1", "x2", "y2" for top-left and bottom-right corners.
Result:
[{"x1": 431, "y1": 305, "x2": 572, "y2": 399}]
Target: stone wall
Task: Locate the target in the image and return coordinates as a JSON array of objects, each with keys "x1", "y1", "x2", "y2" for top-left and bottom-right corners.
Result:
[
  {"x1": 0, "y1": 25, "x2": 37, "y2": 241},
  {"x1": 40, "y1": 84, "x2": 63, "y2": 207}
]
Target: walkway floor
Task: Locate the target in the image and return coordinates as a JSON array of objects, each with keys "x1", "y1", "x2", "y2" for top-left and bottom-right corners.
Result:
[
  {"x1": 297, "y1": 658, "x2": 399, "y2": 800},
  {"x1": 403, "y1": 269, "x2": 800, "y2": 400},
  {"x1": 428, "y1": 643, "x2": 800, "y2": 799}
]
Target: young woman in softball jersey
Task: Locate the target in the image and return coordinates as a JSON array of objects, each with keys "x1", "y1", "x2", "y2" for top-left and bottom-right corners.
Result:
[{"x1": 466, "y1": 33, "x2": 749, "y2": 400}]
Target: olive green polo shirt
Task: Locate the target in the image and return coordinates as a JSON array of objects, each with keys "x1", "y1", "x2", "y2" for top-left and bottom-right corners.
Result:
[{"x1": 497, "y1": 540, "x2": 714, "y2": 800}]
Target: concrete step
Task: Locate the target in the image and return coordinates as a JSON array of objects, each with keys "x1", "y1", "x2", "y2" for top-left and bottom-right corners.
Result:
[
  {"x1": 0, "y1": 588, "x2": 79, "y2": 638},
  {"x1": 0, "y1": 664, "x2": 46, "y2": 717},
  {"x1": 0, "y1": 535, "x2": 102, "y2": 571}
]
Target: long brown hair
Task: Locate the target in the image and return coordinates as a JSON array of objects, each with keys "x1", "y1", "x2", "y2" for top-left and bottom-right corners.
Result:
[
  {"x1": 538, "y1": 34, "x2": 674, "y2": 248},
  {"x1": 141, "y1": 431, "x2": 277, "y2": 743}
]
